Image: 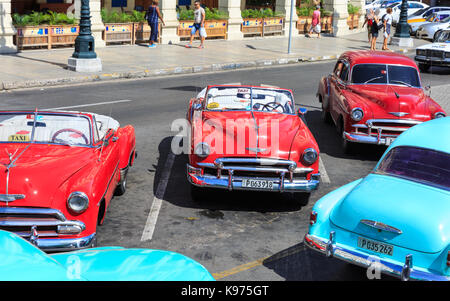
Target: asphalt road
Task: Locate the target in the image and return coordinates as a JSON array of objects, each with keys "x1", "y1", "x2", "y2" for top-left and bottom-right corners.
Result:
[{"x1": 0, "y1": 59, "x2": 449, "y2": 281}]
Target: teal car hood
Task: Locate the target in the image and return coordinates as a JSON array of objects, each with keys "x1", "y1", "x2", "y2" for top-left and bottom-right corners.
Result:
[
  {"x1": 50, "y1": 247, "x2": 215, "y2": 281},
  {"x1": 330, "y1": 173, "x2": 450, "y2": 254}
]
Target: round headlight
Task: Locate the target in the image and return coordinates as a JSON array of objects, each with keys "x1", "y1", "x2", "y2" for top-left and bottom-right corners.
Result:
[
  {"x1": 351, "y1": 108, "x2": 364, "y2": 122},
  {"x1": 434, "y1": 112, "x2": 446, "y2": 119},
  {"x1": 302, "y1": 148, "x2": 318, "y2": 166},
  {"x1": 67, "y1": 192, "x2": 89, "y2": 214},
  {"x1": 194, "y1": 142, "x2": 210, "y2": 158}
]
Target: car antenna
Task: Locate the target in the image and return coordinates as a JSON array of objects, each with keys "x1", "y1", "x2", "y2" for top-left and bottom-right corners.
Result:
[{"x1": 98, "y1": 107, "x2": 112, "y2": 162}]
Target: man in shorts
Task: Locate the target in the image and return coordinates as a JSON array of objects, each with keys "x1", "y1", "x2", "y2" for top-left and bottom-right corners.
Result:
[{"x1": 186, "y1": 0, "x2": 206, "y2": 49}]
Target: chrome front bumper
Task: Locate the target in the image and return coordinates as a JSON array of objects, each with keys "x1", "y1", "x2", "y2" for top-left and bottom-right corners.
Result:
[
  {"x1": 344, "y1": 119, "x2": 422, "y2": 146},
  {"x1": 304, "y1": 233, "x2": 450, "y2": 281},
  {"x1": 187, "y1": 157, "x2": 320, "y2": 192},
  {"x1": 0, "y1": 207, "x2": 95, "y2": 252}
]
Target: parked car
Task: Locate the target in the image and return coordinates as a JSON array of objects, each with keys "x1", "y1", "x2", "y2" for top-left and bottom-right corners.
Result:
[
  {"x1": 377, "y1": 1, "x2": 428, "y2": 24},
  {"x1": 0, "y1": 229, "x2": 214, "y2": 280},
  {"x1": 304, "y1": 116, "x2": 450, "y2": 281},
  {"x1": 408, "y1": 6, "x2": 450, "y2": 33},
  {"x1": 186, "y1": 85, "x2": 320, "y2": 202},
  {"x1": 316, "y1": 50, "x2": 446, "y2": 153},
  {"x1": 410, "y1": 10, "x2": 450, "y2": 34},
  {"x1": 0, "y1": 110, "x2": 136, "y2": 252},
  {"x1": 415, "y1": 29, "x2": 450, "y2": 71},
  {"x1": 415, "y1": 15, "x2": 450, "y2": 40},
  {"x1": 364, "y1": 0, "x2": 399, "y2": 11}
]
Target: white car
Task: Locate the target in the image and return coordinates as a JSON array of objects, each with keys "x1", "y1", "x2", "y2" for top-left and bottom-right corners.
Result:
[
  {"x1": 409, "y1": 10, "x2": 450, "y2": 34},
  {"x1": 377, "y1": 1, "x2": 428, "y2": 24},
  {"x1": 416, "y1": 16, "x2": 450, "y2": 40},
  {"x1": 364, "y1": 0, "x2": 398, "y2": 11},
  {"x1": 408, "y1": 6, "x2": 450, "y2": 29},
  {"x1": 415, "y1": 29, "x2": 450, "y2": 72}
]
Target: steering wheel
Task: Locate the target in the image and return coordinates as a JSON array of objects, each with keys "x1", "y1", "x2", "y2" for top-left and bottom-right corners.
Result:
[
  {"x1": 262, "y1": 102, "x2": 285, "y2": 113},
  {"x1": 51, "y1": 128, "x2": 89, "y2": 145}
]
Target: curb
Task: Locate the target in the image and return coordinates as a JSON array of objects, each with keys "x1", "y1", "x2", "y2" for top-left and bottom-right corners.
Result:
[{"x1": 0, "y1": 48, "x2": 414, "y2": 92}]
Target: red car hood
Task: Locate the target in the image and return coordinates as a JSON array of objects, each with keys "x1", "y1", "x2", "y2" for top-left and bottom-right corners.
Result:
[
  {"x1": 199, "y1": 111, "x2": 303, "y2": 161},
  {"x1": 348, "y1": 85, "x2": 431, "y2": 120},
  {"x1": 0, "y1": 144, "x2": 94, "y2": 208}
]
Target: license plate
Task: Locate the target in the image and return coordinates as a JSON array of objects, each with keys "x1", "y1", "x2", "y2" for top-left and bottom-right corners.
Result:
[
  {"x1": 358, "y1": 237, "x2": 394, "y2": 256},
  {"x1": 242, "y1": 179, "x2": 274, "y2": 190},
  {"x1": 385, "y1": 137, "x2": 395, "y2": 146}
]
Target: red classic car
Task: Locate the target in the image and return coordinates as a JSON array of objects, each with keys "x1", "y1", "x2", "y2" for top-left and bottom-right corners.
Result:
[
  {"x1": 186, "y1": 85, "x2": 320, "y2": 202},
  {"x1": 317, "y1": 50, "x2": 446, "y2": 153},
  {"x1": 0, "y1": 110, "x2": 136, "y2": 252}
]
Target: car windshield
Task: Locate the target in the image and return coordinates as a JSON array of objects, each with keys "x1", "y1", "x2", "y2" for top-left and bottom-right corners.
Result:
[
  {"x1": 351, "y1": 64, "x2": 421, "y2": 87},
  {"x1": 0, "y1": 112, "x2": 92, "y2": 146},
  {"x1": 435, "y1": 30, "x2": 450, "y2": 42},
  {"x1": 205, "y1": 86, "x2": 295, "y2": 114},
  {"x1": 376, "y1": 146, "x2": 450, "y2": 191},
  {"x1": 441, "y1": 16, "x2": 450, "y2": 22},
  {"x1": 388, "y1": 2, "x2": 398, "y2": 8},
  {"x1": 411, "y1": 7, "x2": 427, "y2": 17}
]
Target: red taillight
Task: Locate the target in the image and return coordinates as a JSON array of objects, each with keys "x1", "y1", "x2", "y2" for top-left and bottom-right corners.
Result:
[
  {"x1": 447, "y1": 251, "x2": 450, "y2": 267},
  {"x1": 310, "y1": 211, "x2": 317, "y2": 225}
]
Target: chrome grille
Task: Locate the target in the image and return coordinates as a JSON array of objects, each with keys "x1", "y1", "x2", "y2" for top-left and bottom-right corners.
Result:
[
  {"x1": 353, "y1": 119, "x2": 421, "y2": 137},
  {"x1": 0, "y1": 207, "x2": 85, "y2": 238},
  {"x1": 426, "y1": 49, "x2": 444, "y2": 59}
]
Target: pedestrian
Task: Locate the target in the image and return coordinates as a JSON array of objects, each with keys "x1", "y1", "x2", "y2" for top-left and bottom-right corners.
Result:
[
  {"x1": 370, "y1": 11, "x2": 380, "y2": 51},
  {"x1": 382, "y1": 7, "x2": 393, "y2": 51},
  {"x1": 185, "y1": 0, "x2": 207, "y2": 49},
  {"x1": 308, "y1": 5, "x2": 321, "y2": 38},
  {"x1": 145, "y1": 0, "x2": 165, "y2": 48},
  {"x1": 362, "y1": 9, "x2": 374, "y2": 42}
]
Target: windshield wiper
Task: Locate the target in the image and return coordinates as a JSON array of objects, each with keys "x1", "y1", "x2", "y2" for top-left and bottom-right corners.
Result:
[
  {"x1": 364, "y1": 76, "x2": 384, "y2": 84},
  {"x1": 390, "y1": 80, "x2": 412, "y2": 87}
]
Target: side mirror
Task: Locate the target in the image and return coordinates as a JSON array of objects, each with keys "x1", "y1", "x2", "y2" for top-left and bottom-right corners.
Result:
[
  {"x1": 192, "y1": 103, "x2": 202, "y2": 111},
  {"x1": 103, "y1": 129, "x2": 115, "y2": 147},
  {"x1": 298, "y1": 107, "x2": 308, "y2": 116}
]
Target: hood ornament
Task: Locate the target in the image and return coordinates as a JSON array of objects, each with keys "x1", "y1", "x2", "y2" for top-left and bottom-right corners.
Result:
[
  {"x1": 389, "y1": 112, "x2": 410, "y2": 117},
  {"x1": 246, "y1": 147, "x2": 267, "y2": 154}
]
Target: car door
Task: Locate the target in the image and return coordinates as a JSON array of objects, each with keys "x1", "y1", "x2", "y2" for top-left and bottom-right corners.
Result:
[{"x1": 329, "y1": 60, "x2": 350, "y2": 124}]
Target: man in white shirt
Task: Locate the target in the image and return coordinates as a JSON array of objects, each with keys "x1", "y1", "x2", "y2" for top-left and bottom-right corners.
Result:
[{"x1": 186, "y1": 0, "x2": 207, "y2": 49}]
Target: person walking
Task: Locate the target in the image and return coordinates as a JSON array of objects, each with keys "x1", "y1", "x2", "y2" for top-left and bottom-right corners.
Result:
[
  {"x1": 308, "y1": 5, "x2": 321, "y2": 38},
  {"x1": 145, "y1": 0, "x2": 165, "y2": 48},
  {"x1": 370, "y1": 11, "x2": 380, "y2": 51},
  {"x1": 382, "y1": 7, "x2": 393, "y2": 51},
  {"x1": 363, "y1": 9, "x2": 374, "y2": 42},
  {"x1": 185, "y1": 0, "x2": 206, "y2": 49}
]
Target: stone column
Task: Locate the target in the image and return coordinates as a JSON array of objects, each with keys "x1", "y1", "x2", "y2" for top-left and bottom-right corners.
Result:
[
  {"x1": 89, "y1": 0, "x2": 106, "y2": 47},
  {"x1": 275, "y1": 0, "x2": 298, "y2": 37},
  {"x1": 219, "y1": 0, "x2": 243, "y2": 40},
  {"x1": 323, "y1": 0, "x2": 350, "y2": 37},
  {"x1": 159, "y1": 0, "x2": 180, "y2": 44},
  {"x1": 0, "y1": 0, "x2": 17, "y2": 54}
]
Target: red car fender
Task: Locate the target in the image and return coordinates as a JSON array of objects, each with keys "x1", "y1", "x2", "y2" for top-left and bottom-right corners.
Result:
[
  {"x1": 288, "y1": 122, "x2": 320, "y2": 179},
  {"x1": 115, "y1": 125, "x2": 136, "y2": 171}
]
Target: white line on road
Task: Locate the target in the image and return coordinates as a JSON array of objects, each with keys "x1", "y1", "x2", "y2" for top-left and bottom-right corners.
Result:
[
  {"x1": 319, "y1": 157, "x2": 330, "y2": 184},
  {"x1": 46, "y1": 99, "x2": 133, "y2": 110},
  {"x1": 140, "y1": 151, "x2": 176, "y2": 242}
]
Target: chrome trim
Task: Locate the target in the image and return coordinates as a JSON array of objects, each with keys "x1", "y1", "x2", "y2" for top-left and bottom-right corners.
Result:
[
  {"x1": 36, "y1": 233, "x2": 97, "y2": 252},
  {"x1": 0, "y1": 207, "x2": 66, "y2": 221},
  {"x1": 401, "y1": 254, "x2": 413, "y2": 281},
  {"x1": 0, "y1": 194, "x2": 25, "y2": 203},
  {"x1": 304, "y1": 234, "x2": 450, "y2": 281},
  {"x1": 351, "y1": 108, "x2": 364, "y2": 121},
  {"x1": 360, "y1": 219, "x2": 403, "y2": 234},
  {"x1": 389, "y1": 112, "x2": 410, "y2": 117},
  {"x1": 67, "y1": 191, "x2": 89, "y2": 214}
]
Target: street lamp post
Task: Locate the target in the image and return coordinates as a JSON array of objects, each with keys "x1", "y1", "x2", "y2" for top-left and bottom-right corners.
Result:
[
  {"x1": 390, "y1": 0, "x2": 413, "y2": 47},
  {"x1": 67, "y1": 0, "x2": 102, "y2": 72}
]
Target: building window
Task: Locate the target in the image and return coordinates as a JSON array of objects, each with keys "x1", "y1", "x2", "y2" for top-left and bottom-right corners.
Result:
[{"x1": 112, "y1": 0, "x2": 127, "y2": 7}]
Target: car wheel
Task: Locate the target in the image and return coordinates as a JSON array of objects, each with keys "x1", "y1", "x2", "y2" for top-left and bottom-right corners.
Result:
[
  {"x1": 114, "y1": 169, "x2": 128, "y2": 196},
  {"x1": 338, "y1": 118, "x2": 355, "y2": 155},
  {"x1": 418, "y1": 63, "x2": 430, "y2": 73},
  {"x1": 320, "y1": 98, "x2": 332, "y2": 125},
  {"x1": 433, "y1": 30, "x2": 442, "y2": 42}
]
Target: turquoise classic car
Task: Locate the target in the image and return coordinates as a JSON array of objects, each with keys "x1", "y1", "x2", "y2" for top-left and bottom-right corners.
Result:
[
  {"x1": 304, "y1": 117, "x2": 450, "y2": 281},
  {"x1": 0, "y1": 229, "x2": 214, "y2": 281}
]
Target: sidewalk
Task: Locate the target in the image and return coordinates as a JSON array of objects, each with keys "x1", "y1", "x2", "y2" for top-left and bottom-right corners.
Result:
[{"x1": 0, "y1": 32, "x2": 429, "y2": 91}]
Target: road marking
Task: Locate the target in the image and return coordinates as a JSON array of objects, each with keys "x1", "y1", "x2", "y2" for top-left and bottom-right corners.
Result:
[
  {"x1": 319, "y1": 157, "x2": 330, "y2": 184},
  {"x1": 212, "y1": 244, "x2": 306, "y2": 280},
  {"x1": 140, "y1": 151, "x2": 176, "y2": 242},
  {"x1": 46, "y1": 99, "x2": 133, "y2": 110}
]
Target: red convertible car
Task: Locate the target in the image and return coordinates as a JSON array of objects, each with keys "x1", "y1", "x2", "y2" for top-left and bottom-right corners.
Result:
[
  {"x1": 0, "y1": 110, "x2": 136, "y2": 252},
  {"x1": 186, "y1": 85, "x2": 320, "y2": 202},
  {"x1": 317, "y1": 50, "x2": 446, "y2": 153}
]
